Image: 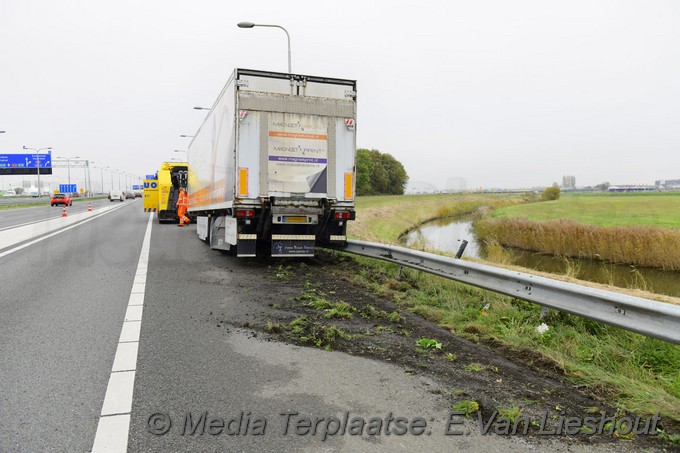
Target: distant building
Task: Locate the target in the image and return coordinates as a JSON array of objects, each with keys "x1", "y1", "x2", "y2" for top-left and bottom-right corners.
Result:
[
  {"x1": 655, "y1": 179, "x2": 680, "y2": 191},
  {"x1": 607, "y1": 184, "x2": 655, "y2": 192},
  {"x1": 562, "y1": 175, "x2": 576, "y2": 188}
]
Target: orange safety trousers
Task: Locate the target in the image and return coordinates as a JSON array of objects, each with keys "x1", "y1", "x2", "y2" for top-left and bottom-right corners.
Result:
[{"x1": 177, "y1": 192, "x2": 190, "y2": 226}]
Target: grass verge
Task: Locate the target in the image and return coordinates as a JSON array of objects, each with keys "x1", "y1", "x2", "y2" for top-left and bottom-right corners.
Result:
[{"x1": 346, "y1": 193, "x2": 680, "y2": 435}]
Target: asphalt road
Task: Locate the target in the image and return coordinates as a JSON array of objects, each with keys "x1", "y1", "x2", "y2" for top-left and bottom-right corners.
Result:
[
  {"x1": 0, "y1": 200, "x2": 145, "y2": 451},
  {"x1": 0, "y1": 197, "x2": 122, "y2": 231},
  {"x1": 0, "y1": 202, "x2": 652, "y2": 452}
]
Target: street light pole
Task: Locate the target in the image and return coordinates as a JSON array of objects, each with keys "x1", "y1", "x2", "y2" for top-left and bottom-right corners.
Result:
[
  {"x1": 23, "y1": 145, "x2": 51, "y2": 197},
  {"x1": 237, "y1": 22, "x2": 291, "y2": 74},
  {"x1": 87, "y1": 161, "x2": 93, "y2": 196}
]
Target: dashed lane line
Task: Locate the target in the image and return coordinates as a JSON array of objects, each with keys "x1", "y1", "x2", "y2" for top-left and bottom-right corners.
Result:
[{"x1": 91, "y1": 212, "x2": 153, "y2": 452}]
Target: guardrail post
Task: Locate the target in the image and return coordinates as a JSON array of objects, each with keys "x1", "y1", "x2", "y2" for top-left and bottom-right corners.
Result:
[{"x1": 455, "y1": 240, "x2": 468, "y2": 259}]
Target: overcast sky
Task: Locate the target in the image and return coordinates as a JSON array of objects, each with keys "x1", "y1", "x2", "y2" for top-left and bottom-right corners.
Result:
[{"x1": 1, "y1": 0, "x2": 678, "y2": 191}]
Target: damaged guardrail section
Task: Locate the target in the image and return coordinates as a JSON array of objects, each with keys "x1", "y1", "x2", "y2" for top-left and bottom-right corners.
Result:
[{"x1": 325, "y1": 240, "x2": 680, "y2": 344}]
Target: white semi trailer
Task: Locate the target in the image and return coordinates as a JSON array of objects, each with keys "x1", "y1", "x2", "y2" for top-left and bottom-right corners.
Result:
[{"x1": 188, "y1": 69, "x2": 357, "y2": 257}]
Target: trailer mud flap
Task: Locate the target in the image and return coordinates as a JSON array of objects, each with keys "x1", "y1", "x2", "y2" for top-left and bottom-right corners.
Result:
[
  {"x1": 209, "y1": 216, "x2": 231, "y2": 251},
  {"x1": 271, "y1": 235, "x2": 315, "y2": 257},
  {"x1": 237, "y1": 234, "x2": 257, "y2": 257}
]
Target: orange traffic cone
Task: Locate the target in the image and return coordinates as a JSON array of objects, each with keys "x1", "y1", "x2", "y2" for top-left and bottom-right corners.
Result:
[
  {"x1": 88, "y1": 202, "x2": 92, "y2": 212},
  {"x1": 61, "y1": 207, "x2": 68, "y2": 217}
]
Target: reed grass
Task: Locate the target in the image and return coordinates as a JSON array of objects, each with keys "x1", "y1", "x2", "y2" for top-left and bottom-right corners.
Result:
[{"x1": 474, "y1": 217, "x2": 680, "y2": 270}]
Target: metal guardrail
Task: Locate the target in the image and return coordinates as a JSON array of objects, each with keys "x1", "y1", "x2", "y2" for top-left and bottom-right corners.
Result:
[{"x1": 326, "y1": 240, "x2": 680, "y2": 344}]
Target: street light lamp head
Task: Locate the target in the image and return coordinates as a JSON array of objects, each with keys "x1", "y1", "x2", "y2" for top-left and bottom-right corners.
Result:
[
  {"x1": 193, "y1": 106, "x2": 210, "y2": 110},
  {"x1": 237, "y1": 21, "x2": 292, "y2": 74}
]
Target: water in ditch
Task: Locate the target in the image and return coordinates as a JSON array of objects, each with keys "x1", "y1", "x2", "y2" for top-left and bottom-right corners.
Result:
[{"x1": 403, "y1": 216, "x2": 680, "y2": 298}]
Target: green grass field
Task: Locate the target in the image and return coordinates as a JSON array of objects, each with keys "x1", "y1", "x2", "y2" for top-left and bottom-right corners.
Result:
[{"x1": 492, "y1": 192, "x2": 680, "y2": 228}]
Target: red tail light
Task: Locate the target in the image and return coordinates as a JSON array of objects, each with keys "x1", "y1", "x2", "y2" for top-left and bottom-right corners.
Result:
[
  {"x1": 235, "y1": 209, "x2": 255, "y2": 218},
  {"x1": 335, "y1": 211, "x2": 351, "y2": 220}
]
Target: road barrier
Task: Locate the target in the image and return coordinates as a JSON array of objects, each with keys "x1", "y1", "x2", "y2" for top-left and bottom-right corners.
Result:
[
  {"x1": 88, "y1": 202, "x2": 92, "y2": 212},
  {"x1": 61, "y1": 207, "x2": 67, "y2": 217},
  {"x1": 326, "y1": 240, "x2": 680, "y2": 344}
]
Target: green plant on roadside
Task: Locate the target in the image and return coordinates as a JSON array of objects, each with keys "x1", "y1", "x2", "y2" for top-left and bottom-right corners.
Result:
[
  {"x1": 265, "y1": 321, "x2": 284, "y2": 333},
  {"x1": 275, "y1": 264, "x2": 293, "y2": 281},
  {"x1": 498, "y1": 403, "x2": 523, "y2": 425},
  {"x1": 446, "y1": 353, "x2": 457, "y2": 362},
  {"x1": 288, "y1": 316, "x2": 354, "y2": 348},
  {"x1": 416, "y1": 338, "x2": 442, "y2": 351},
  {"x1": 289, "y1": 316, "x2": 310, "y2": 335},
  {"x1": 387, "y1": 311, "x2": 403, "y2": 323},
  {"x1": 324, "y1": 301, "x2": 354, "y2": 319},
  {"x1": 450, "y1": 400, "x2": 479, "y2": 417},
  {"x1": 463, "y1": 362, "x2": 485, "y2": 372}
]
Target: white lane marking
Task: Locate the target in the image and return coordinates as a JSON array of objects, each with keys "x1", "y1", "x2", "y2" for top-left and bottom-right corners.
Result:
[
  {"x1": 111, "y1": 343, "x2": 140, "y2": 372},
  {"x1": 0, "y1": 216, "x2": 64, "y2": 231},
  {"x1": 100, "y1": 371, "x2": 136, "y2": 415},
  {"x1": 0, "y1": 203, "x2": 129, "y2": 258},
  {"x1": 128, "y1": 293, "x2": 144, "y2": 306},
  {"x1": 91, "y1": 415, "x2": 130, "y2": 452},
  {"x1": 92, "y1": 212, "x2": 153, "y2": 453},
  {"x1": 124, "y1": 306, "x2": 143, "y2": 322},
  {"x1": 119, "y1": 322, "x2": 142, "y2": 343}
]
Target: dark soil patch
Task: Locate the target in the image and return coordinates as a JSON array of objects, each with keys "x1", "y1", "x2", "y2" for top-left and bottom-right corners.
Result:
[{"x1": 212, "y1": 251, "x2": 675, "y2": 451}]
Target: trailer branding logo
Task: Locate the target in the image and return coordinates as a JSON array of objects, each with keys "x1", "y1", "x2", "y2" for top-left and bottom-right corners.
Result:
[
  {"x1": 239, "y1": 110, "x2": 249, "y2": 122},
  {"x1": 267, "y1": 113, "x2": 328, "y2": 195},
  {"x1": 345, "y1": 118, "x2": 355, "y2": 131}
]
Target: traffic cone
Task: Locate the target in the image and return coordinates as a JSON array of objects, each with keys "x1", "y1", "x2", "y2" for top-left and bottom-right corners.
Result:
[
  {"x1": 61, "y1": 207, "x2": 68, "y2": 217},
  {"x1": 88, "y1": 202, "x2": 92, "y2": 212}
]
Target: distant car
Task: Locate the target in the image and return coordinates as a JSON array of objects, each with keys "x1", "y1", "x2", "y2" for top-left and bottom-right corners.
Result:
[
  {"x1": 109, "y1": 190, "x2": 125, "y2": 202},
  {"x1": 125, "y1": 191, "x2": 135, "y2": 199},
  {"x1": 51, "y1": 193, "x2": 73, "y2": 206}
]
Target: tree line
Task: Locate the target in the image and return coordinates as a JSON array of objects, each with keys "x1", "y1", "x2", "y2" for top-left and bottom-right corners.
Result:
[{"x1": 355, "y1": 148, "x2": 408, "y2": 196}]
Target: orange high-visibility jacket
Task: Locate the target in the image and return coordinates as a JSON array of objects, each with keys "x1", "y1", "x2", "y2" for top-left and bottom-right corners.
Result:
[{"x1": 177, "y1": 190, "x2": 189, "y2": 208}]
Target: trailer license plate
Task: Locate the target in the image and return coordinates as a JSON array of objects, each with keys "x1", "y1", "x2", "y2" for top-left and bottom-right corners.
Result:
[{"x1": 282, "y1": 216, "x2": 307, "y2": 223}]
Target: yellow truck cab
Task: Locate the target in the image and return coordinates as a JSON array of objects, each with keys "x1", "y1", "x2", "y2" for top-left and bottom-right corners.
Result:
[{"x1": 154, "y1": 162, "x2": 188, "y2": 223}]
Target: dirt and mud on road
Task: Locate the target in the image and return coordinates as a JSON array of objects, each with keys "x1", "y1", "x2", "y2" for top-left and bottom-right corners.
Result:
[{"x1": 208, "y1": 251, "x2": 676, "y2": 452}]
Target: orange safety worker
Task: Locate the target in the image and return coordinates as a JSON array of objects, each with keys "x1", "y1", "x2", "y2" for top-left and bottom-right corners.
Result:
[{"x1": 177, "y1": 188, "x2": 190, "y2": 227}]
